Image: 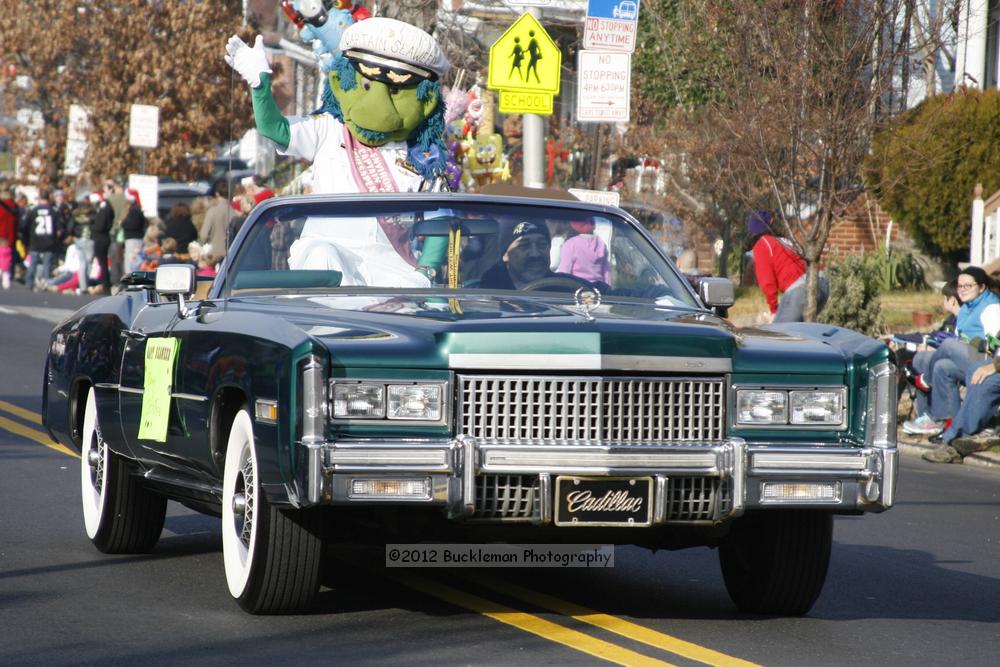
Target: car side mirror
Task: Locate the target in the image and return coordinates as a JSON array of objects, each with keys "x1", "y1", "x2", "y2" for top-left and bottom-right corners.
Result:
[
  {"x1": 155, "y1": 264, "x2": 196, "y2": 317},
  {"x1": 698, "y1": 277, "x2": 735, "y2": 314}
]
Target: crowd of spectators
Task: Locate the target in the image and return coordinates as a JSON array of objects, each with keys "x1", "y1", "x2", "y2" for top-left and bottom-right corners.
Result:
[{"x1": 0, "y1": 175, "x2": 273, "y2": 296}]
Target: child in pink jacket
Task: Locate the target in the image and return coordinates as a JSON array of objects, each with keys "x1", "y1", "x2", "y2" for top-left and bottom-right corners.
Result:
[{"x1": 557, "y1": 220, "x2": 611, "y2": 285}]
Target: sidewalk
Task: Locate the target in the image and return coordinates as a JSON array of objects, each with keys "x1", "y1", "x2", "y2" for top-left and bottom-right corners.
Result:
[
  {"x1": 897, "y1": 431, "x2": 1000, "y2": 470},
  {"x1": 0, "y1": 280, "x2": 98, "y2": 324}
]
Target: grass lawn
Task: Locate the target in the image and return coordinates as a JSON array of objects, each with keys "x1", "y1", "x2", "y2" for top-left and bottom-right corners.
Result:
[{"x1": 730, "y1": 287, "x2": 945, "y2": 332}]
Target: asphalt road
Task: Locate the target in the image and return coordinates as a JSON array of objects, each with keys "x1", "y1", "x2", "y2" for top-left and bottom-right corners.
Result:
[{"x1": 1, "y1": 285, "x2": 998, "y2": 666}]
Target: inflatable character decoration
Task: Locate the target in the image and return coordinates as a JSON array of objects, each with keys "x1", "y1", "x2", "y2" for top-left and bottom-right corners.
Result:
[
  {"x1": 281, "y1": 0, "x2": 371, "y2": 57},
  {"x1": 224, "y1": 17, "x2": 451, "y2": 285}
]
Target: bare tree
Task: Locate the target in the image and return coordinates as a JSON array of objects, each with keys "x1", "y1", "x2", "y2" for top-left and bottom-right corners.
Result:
[{"x1": 635, "y1": 0, "x2": 960, "y2": 320}]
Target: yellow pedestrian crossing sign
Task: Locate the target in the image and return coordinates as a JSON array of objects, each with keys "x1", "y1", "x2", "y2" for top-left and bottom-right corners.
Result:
[{"x1": 488, "y1": 13, "x2": 561, "y2": 95}]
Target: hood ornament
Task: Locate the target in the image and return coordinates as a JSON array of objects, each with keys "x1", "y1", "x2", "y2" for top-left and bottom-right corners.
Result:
[{"x1": 574, "y1": 286, "x2": 602, "y2": 320}]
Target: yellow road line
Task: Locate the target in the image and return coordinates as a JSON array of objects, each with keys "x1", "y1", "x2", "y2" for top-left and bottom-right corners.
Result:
[
  {"x1": 466, "y1": 574, "x2": 760, "y2": 667},
  {"x1": 0, "y1": 415, "x2": 79, "y2": 459},
  {"x1": 0, "y1": 399, "x2": 42, "y2": 424},
  {"x1": 383, "y1": 570, "x2": 673, "y2": 666}
]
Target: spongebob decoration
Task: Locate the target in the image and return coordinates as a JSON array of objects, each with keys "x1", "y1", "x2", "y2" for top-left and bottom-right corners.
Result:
[{"x1": 457, "y1": 88, "x2": 509, "y2": 188}]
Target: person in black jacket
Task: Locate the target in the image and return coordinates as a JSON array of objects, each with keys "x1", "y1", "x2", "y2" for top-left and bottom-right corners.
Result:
[
  {"x1": 162, "y1": 203, "x2": 198, "y2": 255},
  {"x1": 120, "y1": 189, "x2": 147, "y2": 274},
  {"x1": 89, "y1": 191, "x2": 115, "y2": 294},
  {"x1": 23, "y1": 190, "x2": 59, "y2": 291}
]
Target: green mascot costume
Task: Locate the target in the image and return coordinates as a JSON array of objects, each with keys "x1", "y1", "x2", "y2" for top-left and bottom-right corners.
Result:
[{"x1": 225, "y1": 18, "x2": 450, "y2": 284}]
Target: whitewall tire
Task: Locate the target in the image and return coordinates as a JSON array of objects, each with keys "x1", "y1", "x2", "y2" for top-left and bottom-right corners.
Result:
[
  {"x1": 221, "y1": 409, "x2": 322, "y2": 613},
  {"x1": 80, "y1": 387, "x2": 166, "y2": 553}
]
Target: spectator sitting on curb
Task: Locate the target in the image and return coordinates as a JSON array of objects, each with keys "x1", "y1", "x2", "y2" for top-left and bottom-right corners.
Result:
[
  {"x1": 921, "y1": 356, "x2": 1000, "y2": 463},
  {"x1": 889, "y1": 279, "x2": 959, "y2": 402},
  {"x1": 902, "y1": 267, "x2": 1000, "y2": 436}
]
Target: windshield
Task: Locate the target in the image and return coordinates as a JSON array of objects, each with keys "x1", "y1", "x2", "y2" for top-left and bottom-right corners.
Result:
[{"x1": 221, "y1": 199, "x2": 699, "y2": 307}]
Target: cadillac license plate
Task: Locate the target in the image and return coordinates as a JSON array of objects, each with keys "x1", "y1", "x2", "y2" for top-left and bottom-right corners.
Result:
[{"x1": 554, "y1": 477, "x2": 653, "y2": 527}]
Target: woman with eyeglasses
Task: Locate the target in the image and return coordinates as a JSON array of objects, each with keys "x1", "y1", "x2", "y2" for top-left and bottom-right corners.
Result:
[{"x1": 903, "y1": 266, "x2": 1000, "y2": 437}]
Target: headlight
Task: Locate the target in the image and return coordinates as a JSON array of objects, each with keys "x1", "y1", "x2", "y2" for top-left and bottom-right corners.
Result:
[
  {"x1": 736, "y1": 390, "x2": 787, "y2": 425},
  {"x1": 736, "y1": 387, "x2": 846, "y2": 428},
  {"x1": 333, "y1": 382, "x2": 385, "y2": 418},
  {"x1": 790, "y1": 389, "x2": 845, "y2": 425},
  {"x1": 387, "y1": 384, "x2": 442, "y2": 421},
  {"x1": 331, "y1": 380, "x2": 448, "y2": 423}
]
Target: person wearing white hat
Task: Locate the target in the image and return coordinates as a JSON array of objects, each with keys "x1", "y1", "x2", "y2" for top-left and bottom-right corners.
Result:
[
  {"x1": 225, "y1": 18, "x2": 450, "y2": 194},
  {"x1": 224, "y1": 17, "x2": 451, "y2": 287}
]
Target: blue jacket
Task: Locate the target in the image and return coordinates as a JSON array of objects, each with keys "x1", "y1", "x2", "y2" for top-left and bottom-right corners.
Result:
[{"x1": 956, "y1": 288, "x2": 1000, "y2": 340}]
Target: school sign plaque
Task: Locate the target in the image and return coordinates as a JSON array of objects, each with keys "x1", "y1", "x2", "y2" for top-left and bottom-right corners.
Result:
[{"x1": 488, "y1": 12, "x2": 561, "y2": 115}]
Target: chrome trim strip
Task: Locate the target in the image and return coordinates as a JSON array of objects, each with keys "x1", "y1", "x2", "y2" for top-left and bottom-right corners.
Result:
[
  {"x1": 449, "y1": 353, "x2": 731, "y2": 373},
  {"x1": 95, "y1": 382, "x2": 120, "y2": 390},
  {"x1": 880, "y1": 448, "x2": 897, "y2": 508},
  {"x1": 327, "y1": 446, "x2": 450, "y2": 469},
  {"x1": 463, "y1": 437, "x2": 476, "y2": 514},
  {"x1": 730, "y1": 439, "x2": 746, "y2": 514},
  {"x1": 481, "y1": 448, "x2": 720, "y2": 471},
  {"x1": 538, "y1": 473, "x2": 552, "y2": 524},
  {"x1": 653, "y1": 475, "x2": 667, "y2": 525},
  {"x1": 305, "y1": 442, "x2": 323, "y2": 503},
  {"x1": 752, "y1": 452, "x2": 868, "y2": 470},
  {"x1": 118, "y1": 385, "x2": 143, "y2": 394},
  {"x1": 172, "y1": 392, "x2": 208, "y2": 402}
]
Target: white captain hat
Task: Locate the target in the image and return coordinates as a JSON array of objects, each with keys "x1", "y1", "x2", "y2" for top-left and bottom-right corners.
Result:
[{"x1": 340, "y1": 17, "x2": 451, "y2": 84}]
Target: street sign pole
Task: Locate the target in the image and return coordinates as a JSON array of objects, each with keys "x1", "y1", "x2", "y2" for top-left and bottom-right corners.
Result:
[{"x1": 522, "y1": 7, "x2": 545, "y2": 189}]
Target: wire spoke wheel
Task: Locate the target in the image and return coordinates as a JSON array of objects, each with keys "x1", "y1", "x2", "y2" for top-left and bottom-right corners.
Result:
[
  {"x1": 222, "y1": 409, "x2": 322, "y2": 614},
  {"x1": 79, "y1": 387, "x2": 166, "y2": 553}
]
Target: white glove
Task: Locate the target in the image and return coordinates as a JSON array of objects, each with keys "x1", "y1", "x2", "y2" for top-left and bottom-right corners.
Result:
[{"x1": 224, "y1": 34, "x2": 272, "y2": 88}]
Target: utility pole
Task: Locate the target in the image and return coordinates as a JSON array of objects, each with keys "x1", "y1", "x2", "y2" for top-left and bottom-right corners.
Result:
[{"x1": 522, "y1": 6, "x2": 545, "y2": 188}]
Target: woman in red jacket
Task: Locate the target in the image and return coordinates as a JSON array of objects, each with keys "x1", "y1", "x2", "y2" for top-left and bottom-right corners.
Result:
[{"x1": 746, "y1": 210, "x2": 828, "y2": 322}]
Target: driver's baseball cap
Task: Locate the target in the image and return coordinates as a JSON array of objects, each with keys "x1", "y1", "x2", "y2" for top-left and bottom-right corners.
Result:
[
  {"x1": 505, "y1": 221, "x2": 551, "y2": 254},
  {"x1": 340, "y1": 17, "x2": 450, "y2": 84}
]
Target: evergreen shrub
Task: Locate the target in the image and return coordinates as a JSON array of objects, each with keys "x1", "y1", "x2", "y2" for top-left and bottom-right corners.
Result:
[{"x1": 817, "y1": 254, "x2": 885, "y2": 335}]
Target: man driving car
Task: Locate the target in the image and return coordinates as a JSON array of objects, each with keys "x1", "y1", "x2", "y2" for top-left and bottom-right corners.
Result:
[{"x1": 479, "y1": 221, "x2": 560, "y2": 289}]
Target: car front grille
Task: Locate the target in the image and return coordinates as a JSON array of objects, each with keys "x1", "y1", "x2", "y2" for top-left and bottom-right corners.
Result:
[
  {"x1": 460, "y1": 375, "x2": 726, "y2": 444},
  {"x1": 472, "y1": 474, "x2": 540, "y2": 521},
  {"x1": 664, "y1": 477, "x2": 732, "y2": 522}
]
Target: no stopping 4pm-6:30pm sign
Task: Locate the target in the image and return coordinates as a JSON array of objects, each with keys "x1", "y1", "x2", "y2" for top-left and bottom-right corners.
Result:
[{"x1": 576, "y1": 50, "x2": 631, "y2": 123}]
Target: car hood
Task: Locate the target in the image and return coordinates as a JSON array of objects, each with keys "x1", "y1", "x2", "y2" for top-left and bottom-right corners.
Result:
[{"x1": 224, "y1": 294, "x2": 853, "y2": 375}]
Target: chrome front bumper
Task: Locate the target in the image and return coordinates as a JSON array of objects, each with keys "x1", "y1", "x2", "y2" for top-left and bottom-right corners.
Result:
[{"x1": 290, "y1": 437, "x2": 898, "y2": 522}]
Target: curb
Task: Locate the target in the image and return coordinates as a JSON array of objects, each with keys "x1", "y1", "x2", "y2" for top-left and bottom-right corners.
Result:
[{"x1": 897, "y1": 436, "x2": 1000, "y2": 469}]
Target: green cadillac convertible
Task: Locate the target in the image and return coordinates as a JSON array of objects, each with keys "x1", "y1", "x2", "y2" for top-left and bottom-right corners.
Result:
[{"x1": 42, "y1": 193, "x2": 897, "y2": 615}]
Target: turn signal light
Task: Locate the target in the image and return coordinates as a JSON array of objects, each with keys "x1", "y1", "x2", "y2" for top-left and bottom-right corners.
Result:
[
  {"x1": 350, "y1": 478, "x2": 430, "y2": 499},
  {"x1": 760, "y1": 481, "x2": 841, "y2": 503}
]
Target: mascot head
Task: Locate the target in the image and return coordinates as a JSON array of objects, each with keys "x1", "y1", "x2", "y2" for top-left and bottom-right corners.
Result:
[{"x1": 321, "y1": 17, "x2": 450, "y2": 175}]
